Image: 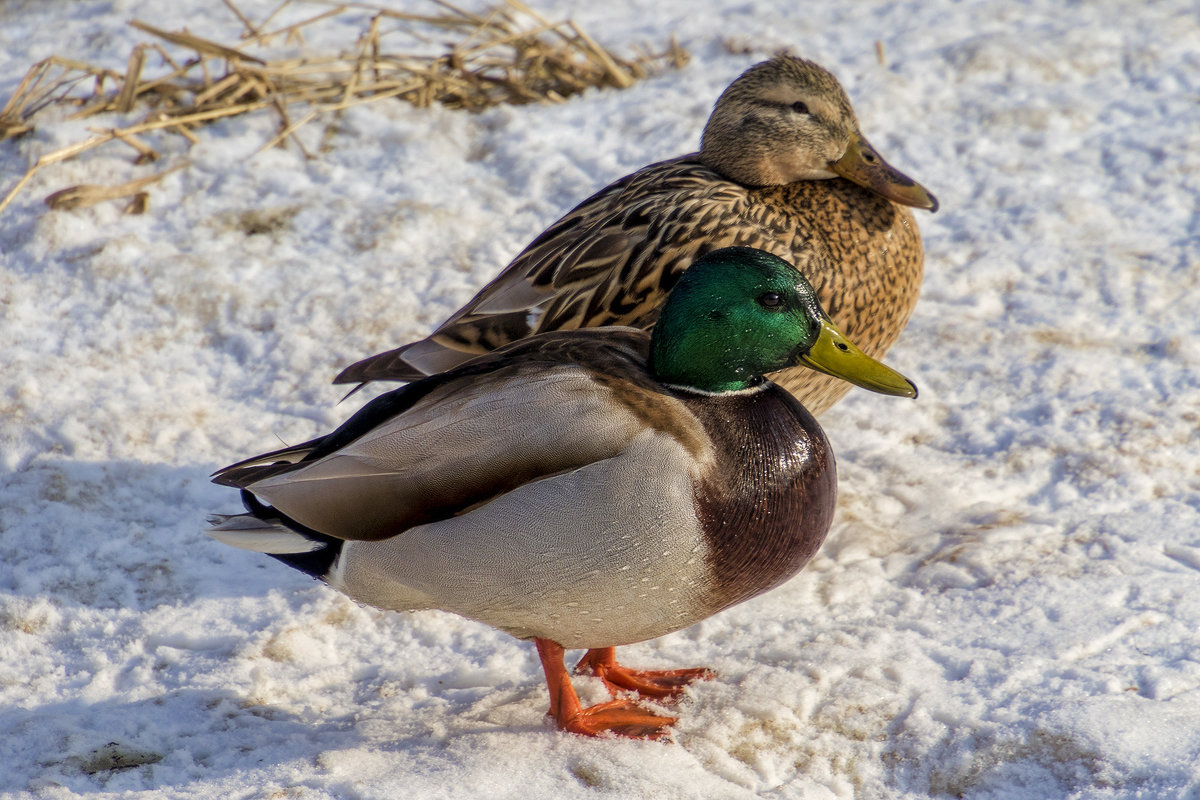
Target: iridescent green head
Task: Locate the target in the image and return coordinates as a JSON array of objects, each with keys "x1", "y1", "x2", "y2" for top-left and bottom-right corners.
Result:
[{"x1": 648, "y1": 247, "x2": 917, "y2": 398}]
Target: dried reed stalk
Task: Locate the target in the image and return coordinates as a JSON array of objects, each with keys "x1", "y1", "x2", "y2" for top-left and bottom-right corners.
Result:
[
  {"x1": 44, "y1": 162, "x2": 187, "y2": 213},
  {"x1": 0, "y1": 0, "x2": 687, "y2": 217}
]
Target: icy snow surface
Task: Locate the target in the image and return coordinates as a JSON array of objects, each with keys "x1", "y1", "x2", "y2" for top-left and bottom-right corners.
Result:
[{"x1": 2, "y1": 0, "x2": 1199, "y2": 797}]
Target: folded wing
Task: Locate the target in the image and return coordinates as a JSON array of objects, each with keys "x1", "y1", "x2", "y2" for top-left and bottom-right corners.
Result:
[
  {"x1": 332, "y1": 158, "x2": 755, "y2": 386},
  {"x1": 217, "y1": 333, "x2": 667, "y2": 542}
]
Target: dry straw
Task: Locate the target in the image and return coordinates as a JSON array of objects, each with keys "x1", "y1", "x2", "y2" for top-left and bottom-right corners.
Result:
[{"x1": 0, "y1": 0, "x2": 688, "y2": 216}]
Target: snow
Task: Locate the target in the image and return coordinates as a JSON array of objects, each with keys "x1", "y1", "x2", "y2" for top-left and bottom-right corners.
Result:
[{"x1": 2, "y1": 0, "x2": 1199, "y2": 797}]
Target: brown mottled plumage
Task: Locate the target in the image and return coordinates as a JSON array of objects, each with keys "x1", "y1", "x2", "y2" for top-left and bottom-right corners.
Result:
[
  {"x1": 334, "y1": 56, "x2": 935, "y2": 415},
  {"x1": 335, "y1": 56, "x2": 935, "y2": 415}
]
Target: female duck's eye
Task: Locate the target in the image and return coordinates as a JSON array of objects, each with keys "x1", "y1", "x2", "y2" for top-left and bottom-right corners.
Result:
[
  {"x1": 758, "y1": 291, "x2": 784, "y2": 309},
  {"x1": 790, "y1": 101, "x2": 809, "y2": 115}
]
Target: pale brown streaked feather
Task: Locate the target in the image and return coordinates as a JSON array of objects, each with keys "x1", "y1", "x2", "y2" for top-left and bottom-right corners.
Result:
[
  {"x1": 434, "y1": 158, "x2": 757, "y2": 332},
  {"x1": 334, "y1": 158, "x2": 814, "y2": 379}
]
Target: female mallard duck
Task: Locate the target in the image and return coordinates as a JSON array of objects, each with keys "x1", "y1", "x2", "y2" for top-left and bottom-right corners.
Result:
[
  {"x1": 333, "y1": 55, "x2": 936, "y2": 416},
  {"x1": 210, "y1": 247, "x2": 916, "y2": 739}
]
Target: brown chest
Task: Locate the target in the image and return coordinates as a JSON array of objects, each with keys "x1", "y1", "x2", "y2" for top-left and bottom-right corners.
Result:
[{"x1": 681, "y1": 387, "x2": 837, "y2": 613}]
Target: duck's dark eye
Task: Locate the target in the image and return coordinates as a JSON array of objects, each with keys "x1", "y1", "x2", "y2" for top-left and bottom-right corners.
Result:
[
  {"x1": 790, "y1": 101, "x2": 809, "y2": 115},
  {"x1": 758, "y1": 291, "x2": 784, "y2": 309}
]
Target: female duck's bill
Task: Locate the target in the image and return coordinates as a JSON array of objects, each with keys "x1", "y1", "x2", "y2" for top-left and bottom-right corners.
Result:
[{"x1": 829, "y1": 131, "x2": 939, "y2": 212}]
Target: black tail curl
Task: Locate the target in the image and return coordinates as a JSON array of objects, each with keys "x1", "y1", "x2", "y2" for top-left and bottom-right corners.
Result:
[{"x1": 240, "y1": 490, "x2": 343, "y2": 580}]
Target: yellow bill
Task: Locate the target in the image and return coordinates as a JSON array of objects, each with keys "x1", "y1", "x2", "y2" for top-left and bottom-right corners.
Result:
[{"x1": 799, "y1": 314, "x2": 918, "y2": 398}]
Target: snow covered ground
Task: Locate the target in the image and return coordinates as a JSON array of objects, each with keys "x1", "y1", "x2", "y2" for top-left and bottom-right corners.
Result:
[{"x1": 2, "y1": 0, "x2": 1199, "y2": 797}]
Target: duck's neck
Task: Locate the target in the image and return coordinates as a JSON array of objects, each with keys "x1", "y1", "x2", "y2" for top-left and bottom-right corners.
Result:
[{"x1": 698, "y1": 142, "x2": 781, "y2": 188}]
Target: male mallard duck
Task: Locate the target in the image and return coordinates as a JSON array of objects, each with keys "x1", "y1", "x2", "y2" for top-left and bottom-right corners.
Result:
[
  {"x1": 210, "y1": 247, "x2": 916, "y2": 739},
  {"x1": 333, "y1": 55, "x2": 936, "y2": 416}
]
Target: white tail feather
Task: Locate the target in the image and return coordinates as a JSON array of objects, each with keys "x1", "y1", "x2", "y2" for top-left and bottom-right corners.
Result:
[{"x1": 206, "y1": 514, "x2": 322, "y2": 554}]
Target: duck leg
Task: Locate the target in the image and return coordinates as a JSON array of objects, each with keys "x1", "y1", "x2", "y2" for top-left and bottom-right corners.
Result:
[
  {"x1": 575, "y1": 647, "x2": 714, "y2": 699},
  {"x1": 535, "y1": 638, "x2": 676, "y2": 739}
]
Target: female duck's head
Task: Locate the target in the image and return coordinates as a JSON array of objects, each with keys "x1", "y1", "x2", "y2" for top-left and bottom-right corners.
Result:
[{"x1": 700, "y1": 55, "x2": 938, "y2": 211}]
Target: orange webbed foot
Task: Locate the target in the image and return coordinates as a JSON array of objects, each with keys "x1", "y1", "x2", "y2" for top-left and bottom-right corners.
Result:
[
  {"x1": 536, "y1": 639, "x2": 678, "y2": 740},
  {"x1": 559, "y1": 698, "x2": 677, "y2": 740},
  {"x1": 576, "y1": 646, "x2": 714, "y2": 699}
]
